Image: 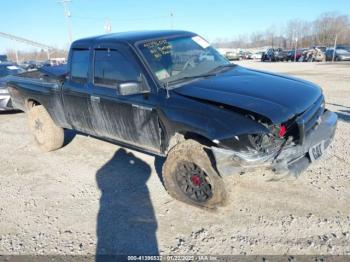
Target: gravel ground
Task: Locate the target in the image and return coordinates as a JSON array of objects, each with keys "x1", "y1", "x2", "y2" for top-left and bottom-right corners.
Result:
[{"x1": 0, "y1": 61, "x2": 349, "y2": 256}]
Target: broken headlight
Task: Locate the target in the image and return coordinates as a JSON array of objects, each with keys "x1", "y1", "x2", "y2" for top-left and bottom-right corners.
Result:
[{"x1": 220, "y1": 126, "x2": 287, "y2": 154}]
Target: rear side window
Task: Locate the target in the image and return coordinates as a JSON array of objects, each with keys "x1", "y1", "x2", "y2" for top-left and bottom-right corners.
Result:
[
  {"x1": 94, "y1": 49, "x2": 139, "y2": 87},
  {"x1": 70, "y1": 49, "x2": 89, "y2": 84}
]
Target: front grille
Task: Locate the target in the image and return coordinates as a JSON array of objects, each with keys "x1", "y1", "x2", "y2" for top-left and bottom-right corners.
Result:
[{"x1": 296, "y1": 95, "x2": 325, "y2": 144}]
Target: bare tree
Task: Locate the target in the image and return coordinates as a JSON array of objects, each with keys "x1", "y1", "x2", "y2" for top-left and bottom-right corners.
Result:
[
  {"x1": 265, "y1": 25, "x2": 277, "y2": 47},
  {"x1": 213, "y1": 12, "x2": 350, "y2": 50},
  {"x1": 313, "y1": 12, "x2": 350, "y2": 46},
  {"x1": 285, "y1": 19, "x2": 312, "y2": 49},
  {"x1": 250, "y1": 32, "x2": 264, "y2": 48},
  {"x1": 6, "y1": 49, "x2": 68, "y2": 63}
]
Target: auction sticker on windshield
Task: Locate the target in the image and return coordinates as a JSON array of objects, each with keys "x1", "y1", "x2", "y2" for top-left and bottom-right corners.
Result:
[
  {"x1": 143, "y1": 39, "x2": 172, "y2": 60},
  {"x1": 155, "y1": 69, "x2": 170, "y2": 80},
  {"x1": 192, "y1": 36, "x2": 210, "y2": 49}
]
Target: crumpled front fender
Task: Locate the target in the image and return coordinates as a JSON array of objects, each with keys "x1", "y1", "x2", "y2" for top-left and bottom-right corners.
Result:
[{"x1": 212, "y1": 110, "x2": 337, "y2": 177}]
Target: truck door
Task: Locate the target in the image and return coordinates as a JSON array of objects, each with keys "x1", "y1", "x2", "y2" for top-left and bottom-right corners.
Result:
[
  {"x1": 62, "y1": 48, "x2": 95, "y2": 134},
  {"x1": 88, "y1": 44, "x2": 161, "y2": 153}
]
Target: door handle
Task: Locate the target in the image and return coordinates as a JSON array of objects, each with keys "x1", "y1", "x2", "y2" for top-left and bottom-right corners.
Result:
[{"x1": 90, "y1": 95, "x2": 100, "y2": 103}]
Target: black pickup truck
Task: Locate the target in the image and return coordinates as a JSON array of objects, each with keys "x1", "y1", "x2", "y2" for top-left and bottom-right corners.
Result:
[{"x1": 6, "y1": 30, "x2": 337, "y2": 208}]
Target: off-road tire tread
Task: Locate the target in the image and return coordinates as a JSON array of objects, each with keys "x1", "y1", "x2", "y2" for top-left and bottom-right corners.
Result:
[
  {"x1": 162, "y1": 139, "x2": 227, "y2": 209},
  {"x1": 27, "y1": 105, "x2": 64, "y2": 152}
]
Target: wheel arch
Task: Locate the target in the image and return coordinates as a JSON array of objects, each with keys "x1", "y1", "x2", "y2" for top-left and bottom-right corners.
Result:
[
  {"x1": 183, "y1": 131, "x2": 216, "y2": 147},
  {"x1": 164, "y1": 130, "x2": 217, "y2": 155},
  {"x1": 26, "y1": 98, "x2": 42, "y2": 110}
]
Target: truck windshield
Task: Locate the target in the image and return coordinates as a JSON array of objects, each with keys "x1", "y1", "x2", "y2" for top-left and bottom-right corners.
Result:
[{"x1": 138, "y1": 35, "x2": 230, "y2": 86}]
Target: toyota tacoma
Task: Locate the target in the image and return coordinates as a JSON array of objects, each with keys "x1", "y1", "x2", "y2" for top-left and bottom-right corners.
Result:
[{"x1": 6, "y1": 30, "x2": 337, "y2": 208}]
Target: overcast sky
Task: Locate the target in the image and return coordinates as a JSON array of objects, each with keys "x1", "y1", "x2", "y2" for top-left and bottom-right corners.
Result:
[{"x1": 1, "y1": 0, "x2": 349, "y2": 52}]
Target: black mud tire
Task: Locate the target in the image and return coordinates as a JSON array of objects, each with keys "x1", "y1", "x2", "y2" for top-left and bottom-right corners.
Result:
[
  {"x1": 27, "y1": 105, "x2": 64, "y2": 152},
  {"x1": 162, "y1": 139, "x2": 227, "y2": 209}
]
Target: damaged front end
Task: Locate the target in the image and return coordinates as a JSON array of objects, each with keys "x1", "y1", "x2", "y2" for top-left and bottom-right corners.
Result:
[
  {"x1": 212, "y1": 100, "x2": 338, "y2": 177},
  {"x1": 0, "y1": 89, "x2": 13, "y2": 111}
]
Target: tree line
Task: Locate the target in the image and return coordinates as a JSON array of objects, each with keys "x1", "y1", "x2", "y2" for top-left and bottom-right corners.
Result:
[
  {"x1": 213, "y1": 12, "x2": 350, "y2": 49},
  {"x1": 4, "y1": 12, "x2": 350, "y2": 62},
  {"x1": 6, "y1": 49, "x2": 68, "y2": 63}
]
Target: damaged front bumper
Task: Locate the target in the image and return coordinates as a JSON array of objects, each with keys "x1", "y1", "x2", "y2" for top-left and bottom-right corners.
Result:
[{"x1": 212, "y1": 110, "x2": 337, "y2": 177}]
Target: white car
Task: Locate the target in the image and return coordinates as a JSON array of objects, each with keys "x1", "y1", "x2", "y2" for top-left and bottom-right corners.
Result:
[
  {"x1": 225, "y1": 52, "x2": 240, "y2": 61},
  {"x1": 252, "y1": 52, "x2": 263, "y2": 60}
]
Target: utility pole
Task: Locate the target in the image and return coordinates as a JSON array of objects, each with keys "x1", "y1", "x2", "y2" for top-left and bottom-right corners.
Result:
[
  {"x1": 15, "y1": 49, "x2": 19, "y2": 64},
  {"x1": 294, "y1": 37, "x2": 298, "y2": 62},
  {"x1": 104, "y1": 18, "x2": 112, "y2": 33},
  {"x1": 58, "y1": 0, "x2": 73, "y2": 43},
  {"x1": 332, "y1": 34, "x2": 337, "y2": 63},
  {"x1": 170, "y1": 11, "x2": 174, "y2": 29}
]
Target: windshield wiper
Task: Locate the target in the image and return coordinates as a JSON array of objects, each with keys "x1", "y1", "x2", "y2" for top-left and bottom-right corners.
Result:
[
  {"x1": 165, "y1": 64, "x2": 236, "y2": 87},
  {"x1": 166, "y1": 73, "x2": 216, "y2": 86},
  {"x1": 207, "y1": 63, "x2": 237, "y2": 74}
]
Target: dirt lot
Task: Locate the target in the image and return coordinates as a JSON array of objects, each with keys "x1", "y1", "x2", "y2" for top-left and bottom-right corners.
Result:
[{"x1": 0, "y1": 61, "x2": 349, "y2": 256}]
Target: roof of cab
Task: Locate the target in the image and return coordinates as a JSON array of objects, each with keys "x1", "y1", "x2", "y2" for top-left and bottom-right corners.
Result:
[{"x1": 71, "y1": 30, "x2": 196, "y2": 47}]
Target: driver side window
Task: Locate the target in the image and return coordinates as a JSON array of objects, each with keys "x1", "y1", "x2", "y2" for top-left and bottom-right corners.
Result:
[{"x1": 93, "y1": 49, "x2": 140, "y2": 87}]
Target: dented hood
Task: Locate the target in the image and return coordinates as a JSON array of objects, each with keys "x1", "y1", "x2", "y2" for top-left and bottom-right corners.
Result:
[{"x1": 173, "y1": 66, "x2": 322, "y2": 123}]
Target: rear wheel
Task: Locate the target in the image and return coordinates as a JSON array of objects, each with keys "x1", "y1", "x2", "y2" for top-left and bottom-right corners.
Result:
[
  {"x1": 27, "y1": 105, "x2": 64, "y2": 152},
  {"x1": 162, "y1": 140, "x2": 227, "y2": 209}
]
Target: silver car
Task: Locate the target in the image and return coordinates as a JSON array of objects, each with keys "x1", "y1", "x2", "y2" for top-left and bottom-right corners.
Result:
[
  {"x1": 225, "y1": 51, "x2": 240, "y2": 61},
  {"x1": 0, "y1": 63, "x2": 25, "y2": 111}
]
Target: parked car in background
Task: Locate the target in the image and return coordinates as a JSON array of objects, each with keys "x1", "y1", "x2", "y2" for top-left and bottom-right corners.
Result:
[
  {"x1": 300, "y1": 47, "x2": 326, "y2": 62},
  {"x1": 316, "y1": 46, "x2": 327, "y2": 53},
  {"x1": 261, "y1": 48, "x2": 288, "y2": 62},
  {"x1": 0, "y1": 55, "x2": 8, "y2": 62},
  {"x1": 239, "y1": 51, "x2": 252, "y2": 60},
  {"x1": 275, "y1": 48, "x2": 289, "y2": 61},
  {"x1": 313, "y1": 47, "x2": 326, "y2": 62},
  {"x1": 335, "y1": 45, "x2": 350, "y2": 51},
  {"x1": 287, "y1": 49, "x2": 303, "y2": 61},
  {"x1": 40, "y1": 58, "x2": 67, "y2": 67},
  {"x1": 6, "y1": 30, "x2": 337, "y2": 208},
  {"x1": 325, "y1": 48, "x2": 350, "y2": 61},
  {"x1": 49, "y1": 58, "x2": 67, "y2": 66},
  {"x1": 252, "y1": 52, "x2": 263, "y2": 60},
  {"x1": 225, "y1": 51, "x2": 240, "y2": 61},
  {"x1": 21, "y1": 60, "x2": 39, "y2": 70},
  {"x1": 40, "y1": 61, "x2": 52, "y2": 67},
  {"x1": 0, "y1": 63, "x2": 25, "y2": 110},
  {"x1": 261, "y1": 48, "x2": 274, "y2": 61}
]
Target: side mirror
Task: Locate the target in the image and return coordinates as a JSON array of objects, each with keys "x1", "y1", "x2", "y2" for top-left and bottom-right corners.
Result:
[{"x1": 117, "y1": 75, "x2": 150, "y2": 96}]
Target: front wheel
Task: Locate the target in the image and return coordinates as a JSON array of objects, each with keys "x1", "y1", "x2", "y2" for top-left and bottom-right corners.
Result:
[
  {"x1": 162, "y1": 140, "x2": 227, "y2": 209},
  {"x1": 27, "y1": 105, "x2": 64, "y2": 152}
]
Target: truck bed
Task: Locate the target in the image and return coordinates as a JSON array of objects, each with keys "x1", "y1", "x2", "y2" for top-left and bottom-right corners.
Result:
[{"x1": 6, "y1": 66, "x2": 68, "y2": 127}]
